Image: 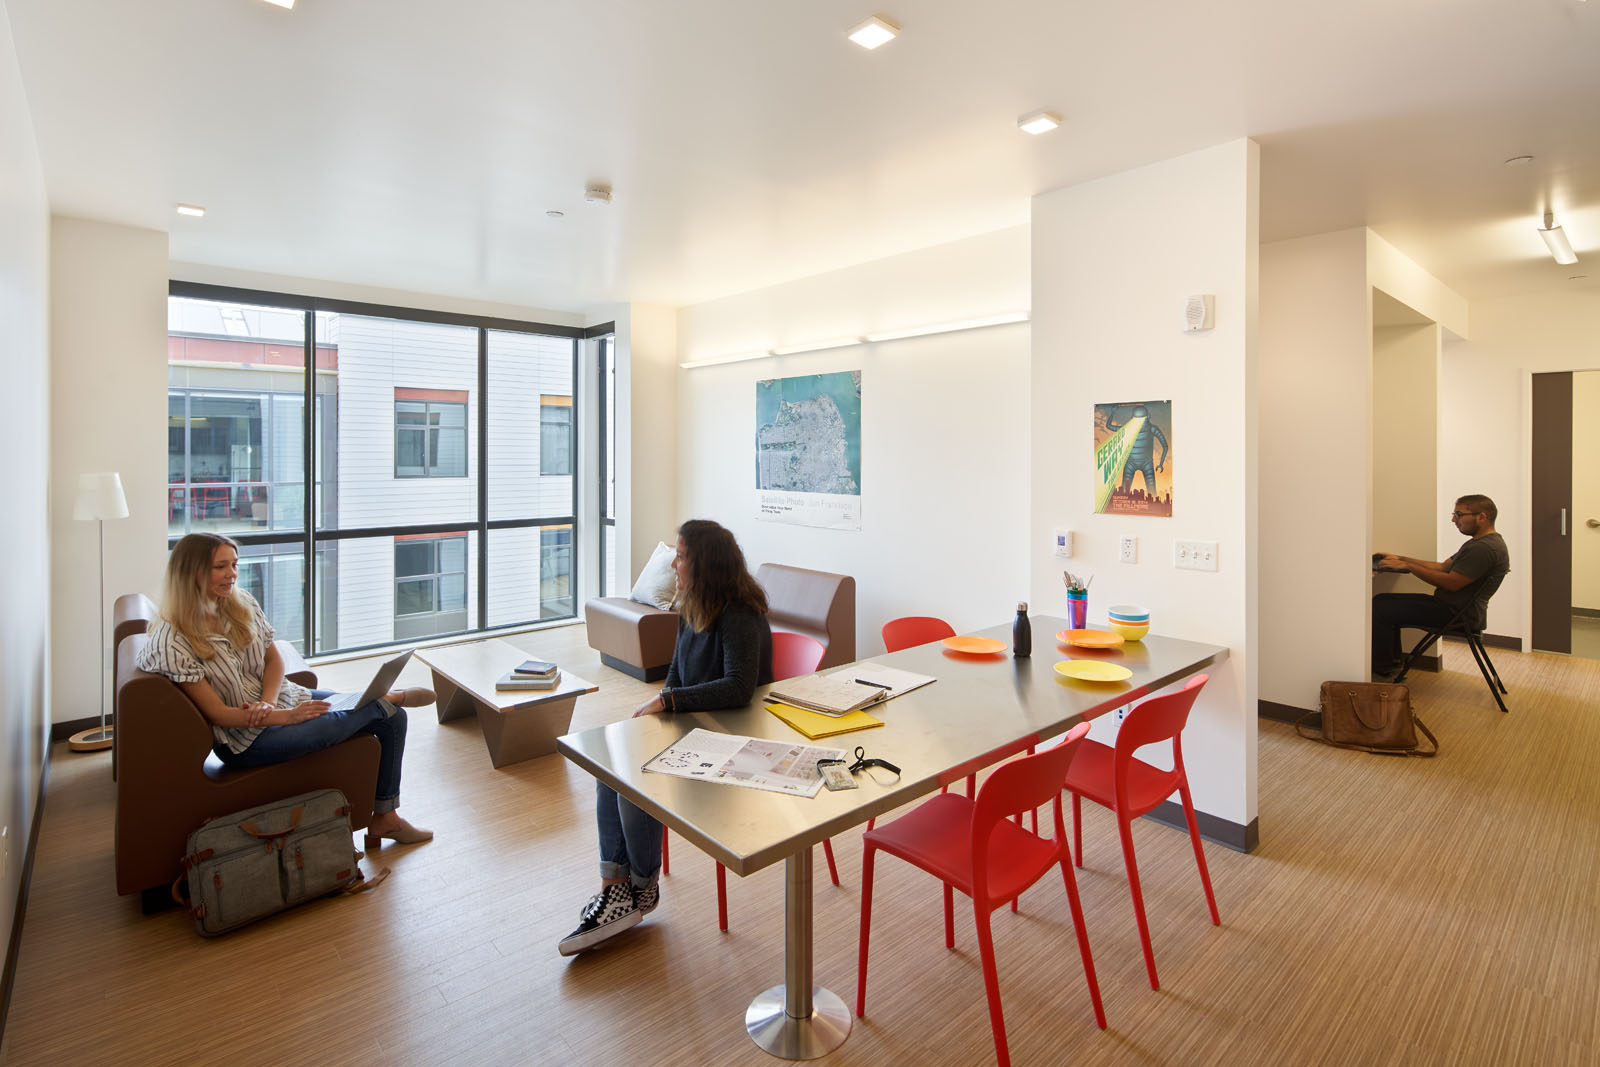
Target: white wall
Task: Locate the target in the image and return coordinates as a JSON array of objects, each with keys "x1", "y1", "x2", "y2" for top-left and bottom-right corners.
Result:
[
  {"x1": 1259, "y1": 230, "x2": 1371, "y2": 707},
  {"x1": 675, "y1": 227, "x2": 1030, "y2": 648},
  {"x1": 1031, "y1": 141, "x2": 1258, "y2": 830},
  {"x1": 49, "y1": 217, "x2": 169, "y2": 726},
  {"x1": 1575, "y1": 371, "x2": 1600, "y2": 612},
  {"x1": 1440, "y1": 291, "x2": 1600, "y2": 643},
  {"x1": 616, "y1": 303, "x2": 679, "y2": 590},
  {"x1": 0, "y1": 0, "x2": 52, "y2": 967},
  {"x1": 1372, "y1": 322, "x2": 1438, "y2": 597},
  {"x1": 169, "y1": 262, "x2": 587, "y2": 332}
]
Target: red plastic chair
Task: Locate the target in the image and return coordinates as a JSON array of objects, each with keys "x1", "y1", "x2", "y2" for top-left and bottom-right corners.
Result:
[
  {"x1": 667, "y1": 631, "x2": 840, "y2": 932},
  {"x1": 881, "y1": 615, "x2": 956, "y2": 653},
  {"x1": 1063, "y1": 673, "x2": 1219, "y2": 990},
  {"x1": 857, "y1": 724, "x2": 1106, "y2": 1066},
  {"x1": 771, "y1": 630, "x2": 826, "y2": 681}
]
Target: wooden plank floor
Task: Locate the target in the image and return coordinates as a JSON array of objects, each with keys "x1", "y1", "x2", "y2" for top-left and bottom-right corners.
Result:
[{"x1": 3, "y1": 630, "x2": 1596, "y2": 1066}]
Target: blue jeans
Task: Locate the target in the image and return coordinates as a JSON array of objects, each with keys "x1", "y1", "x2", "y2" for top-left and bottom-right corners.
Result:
[
  {"x1": 216, "y1": 690, "x2": 407, "y2": 814},
  {"x1": 596, "y1": 781, "x2": 662, "y2": 888}
]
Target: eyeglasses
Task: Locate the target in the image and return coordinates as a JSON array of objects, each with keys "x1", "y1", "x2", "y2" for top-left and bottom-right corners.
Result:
[{"x1": 1450, "y1": 511, "x2": 1481, "y2": 519}]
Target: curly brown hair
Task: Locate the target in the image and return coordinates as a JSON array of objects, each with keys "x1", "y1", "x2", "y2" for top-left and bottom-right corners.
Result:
[{"x1": 675, "y1": 519, "x2": 767, "y2": 632}]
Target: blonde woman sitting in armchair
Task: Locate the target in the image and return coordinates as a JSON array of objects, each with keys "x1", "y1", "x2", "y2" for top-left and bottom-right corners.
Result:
[{"x1": 136, "y1": 532, "x2": 434, "y2": 850}]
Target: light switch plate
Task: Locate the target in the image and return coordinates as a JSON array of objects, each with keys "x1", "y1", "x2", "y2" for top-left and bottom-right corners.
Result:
[
  {"x1": 1053, "y1": 529, "x2": 1073, "y2": 557},
  {"x1": 1174, "y1": 539, "x2": 1219, "y2": 571}
]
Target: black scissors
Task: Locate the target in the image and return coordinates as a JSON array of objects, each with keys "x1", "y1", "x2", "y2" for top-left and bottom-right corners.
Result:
[{"x1": 849, "y1": 746, "x2": 901, "y2": 776}]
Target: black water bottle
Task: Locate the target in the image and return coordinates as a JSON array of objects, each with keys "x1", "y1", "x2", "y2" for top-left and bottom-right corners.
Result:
[{"x1": 1013, "y1": 601, "x2": 1031, "y2": 657}]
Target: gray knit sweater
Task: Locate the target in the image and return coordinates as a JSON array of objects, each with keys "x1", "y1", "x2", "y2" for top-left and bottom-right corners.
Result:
[{"x1": 663, "y1": 608, "x2": 773, "y2": 711}]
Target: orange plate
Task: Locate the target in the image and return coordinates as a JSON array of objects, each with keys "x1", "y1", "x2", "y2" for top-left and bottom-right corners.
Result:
[
  {"x1": 941, "y1": 635, "x2": 1008, "y2": 655},
  {"x1": 1056, "y1": 628, "x2": 1125, "y2": 649}
]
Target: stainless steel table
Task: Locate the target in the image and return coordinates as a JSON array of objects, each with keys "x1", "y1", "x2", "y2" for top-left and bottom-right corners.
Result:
[{"x1": 557, "y1": 616, "x2": 1228, "y2": 1060}]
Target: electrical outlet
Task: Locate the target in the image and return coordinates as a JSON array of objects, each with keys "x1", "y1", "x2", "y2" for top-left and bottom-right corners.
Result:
[
  {"x1": 1119, "y1": 536, "x2": 1138, "y2": 564},
  {"x1": 1174, "y1": 539, "x2": 1219, "y2": 572}
]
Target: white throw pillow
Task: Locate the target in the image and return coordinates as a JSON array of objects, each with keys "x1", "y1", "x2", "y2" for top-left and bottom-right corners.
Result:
[{"x1": 628, "y1": 541, "x2": 678, "y2": 611}]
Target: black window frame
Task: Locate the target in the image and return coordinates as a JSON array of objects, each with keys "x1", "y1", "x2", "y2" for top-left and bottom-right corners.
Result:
[{"x1": 167, "y1": 281, "x2": 615, "y2": 657}]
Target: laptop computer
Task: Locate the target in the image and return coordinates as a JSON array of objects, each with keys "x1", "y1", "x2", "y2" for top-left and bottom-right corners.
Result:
[{"x1": 324, "y1": 649, "x2": 415, "y2": 712}]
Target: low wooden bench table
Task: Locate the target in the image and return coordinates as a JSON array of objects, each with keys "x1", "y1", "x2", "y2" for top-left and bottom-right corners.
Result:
[{"x1": 415, "y1": 638, "x2": 598, "y2": 768}]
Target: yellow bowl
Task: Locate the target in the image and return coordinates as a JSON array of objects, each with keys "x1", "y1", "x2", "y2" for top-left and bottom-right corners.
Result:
[{"x1": 1109, "y1": 621, "x2": 1149, "y2": 642}]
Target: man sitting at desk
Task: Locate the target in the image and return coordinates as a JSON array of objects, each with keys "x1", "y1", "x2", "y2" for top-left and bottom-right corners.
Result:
[{"x1": 1372, "y1": 494, "x2": 1509, "y2": 677}]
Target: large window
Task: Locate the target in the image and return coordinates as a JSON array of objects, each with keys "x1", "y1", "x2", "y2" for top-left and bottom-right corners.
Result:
[{"x1": 168, "y1": 285, "x2": 593, "y2": 655}]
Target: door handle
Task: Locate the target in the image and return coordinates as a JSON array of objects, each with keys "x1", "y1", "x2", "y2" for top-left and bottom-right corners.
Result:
[{"x1": 1588, "y1": 518, "x2": 1600, "y2": 529}]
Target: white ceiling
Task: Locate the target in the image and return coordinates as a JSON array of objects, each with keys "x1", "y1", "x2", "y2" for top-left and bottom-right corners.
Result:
[{"x1": 8, "y1": 0, "x2": 1599, "y2": 312}]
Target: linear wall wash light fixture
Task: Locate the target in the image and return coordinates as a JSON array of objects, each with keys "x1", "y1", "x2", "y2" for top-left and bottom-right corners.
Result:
[
  {"x1": 679, "y1": 312, "x2": 1030, "y2": 369},
  {"x1": 1539, "y1": 211, "x2": 1579, "y2": 265}
]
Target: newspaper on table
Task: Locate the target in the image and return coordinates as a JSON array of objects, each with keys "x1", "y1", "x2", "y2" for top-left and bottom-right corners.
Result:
[{"x1": 642, "y1": 727, "x2": 846, "y2": 797}]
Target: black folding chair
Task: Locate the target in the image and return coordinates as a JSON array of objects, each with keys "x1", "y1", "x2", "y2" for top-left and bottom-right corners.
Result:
[{"x1": 1392, "y1": 573, "x2": 1509, "y2": 714}]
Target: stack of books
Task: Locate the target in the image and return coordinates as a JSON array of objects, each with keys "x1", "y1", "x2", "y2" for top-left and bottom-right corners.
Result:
[{"x1": 495, "y1": 658, "x2": 562, "y2": 691}]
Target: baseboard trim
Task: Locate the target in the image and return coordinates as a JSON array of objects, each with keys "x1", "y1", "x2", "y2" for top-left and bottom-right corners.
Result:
[
  {"x1": 50, "y1": 717, "x2": 98, "y2": 743},
  {"x1": 1258, "y1": 700, "x2": 1312, "y2": 725},
  {"x1": 1572, "y1": 607, "x2": 1600, "y2": 620},
  {"x1": 1, "y1": 745, "x2": 50, "y2": 1049},
  {"x1": 1144, "y1": 801, "x2": 1258, "y2": 853},
  {"x1": 1480, "y1": 632, "x2": 1521, "y2": 651}
]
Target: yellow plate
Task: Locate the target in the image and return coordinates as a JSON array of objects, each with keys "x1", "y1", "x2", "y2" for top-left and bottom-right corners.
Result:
[
  {"x1": 1053, "y1": 659, "x2": 1134, "y2": 683},
  {"x1": 942, "y1": 635, "x2": 1008, "y2": 655},
  {"x1": 1056, "y1": 628, "x2": 1125, "y2": 649}
]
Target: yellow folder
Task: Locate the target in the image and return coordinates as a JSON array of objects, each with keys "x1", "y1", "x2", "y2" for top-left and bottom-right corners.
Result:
[{"x1": 765, "y1": 701, "x2": 884, "y2": 740}]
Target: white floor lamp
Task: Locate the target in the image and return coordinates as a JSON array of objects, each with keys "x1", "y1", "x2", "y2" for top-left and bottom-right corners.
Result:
[{"x1": 68, "y1": 471, "x2": 129, "y2": 753}]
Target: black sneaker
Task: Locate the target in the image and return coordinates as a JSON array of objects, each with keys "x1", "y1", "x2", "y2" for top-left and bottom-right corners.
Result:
[
  {"x1": 633, "y1": 880, "x2": 660, "y2": 916},
  {"x1": 558, "y1": 883, "x2": 641, "y2": 956}
]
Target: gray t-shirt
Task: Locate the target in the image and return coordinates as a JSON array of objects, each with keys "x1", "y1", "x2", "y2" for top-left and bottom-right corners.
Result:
[{"x1": 1434, "y1": 532, "x2": 1509, "y2": 631}]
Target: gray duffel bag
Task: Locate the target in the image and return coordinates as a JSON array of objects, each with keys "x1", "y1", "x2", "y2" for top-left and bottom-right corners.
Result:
[{"x1": 173, "y1": 788, "x2": 381, "y2": 936}]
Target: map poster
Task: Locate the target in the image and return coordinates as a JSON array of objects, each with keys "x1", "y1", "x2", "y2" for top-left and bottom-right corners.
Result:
[
  {"x1": 755, "y1": 371, "x2": 862, "y2": 531},
  {"x1": 1093, "y1": 400, "x2": 1173, "y2": 516}
]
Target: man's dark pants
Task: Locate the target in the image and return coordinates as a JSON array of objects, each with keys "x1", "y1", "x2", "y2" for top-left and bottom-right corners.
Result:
[{"x1": 1372, "y1": 593, "x2": 1456, "y2": 671}]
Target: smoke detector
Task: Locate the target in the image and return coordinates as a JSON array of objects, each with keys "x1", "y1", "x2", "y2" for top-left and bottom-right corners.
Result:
[{"x1": 584, "y1": 184, "x2": 612, "y2": 205}]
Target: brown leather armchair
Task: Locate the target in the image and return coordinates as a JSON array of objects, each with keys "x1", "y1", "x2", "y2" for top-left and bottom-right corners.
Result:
[{"x1": 113, "y1": 599, "x2": 379, "y2": 912}]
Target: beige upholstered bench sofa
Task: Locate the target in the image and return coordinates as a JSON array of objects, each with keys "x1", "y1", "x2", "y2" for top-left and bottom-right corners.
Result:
[{"x1": 585, "y1": 562, "x2": 856, "y2": 680}]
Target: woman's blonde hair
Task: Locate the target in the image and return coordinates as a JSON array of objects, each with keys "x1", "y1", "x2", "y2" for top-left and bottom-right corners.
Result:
[
  {"x1": 675, "y1": 519, "x2": 767, "y2": 633},
  {"x1": 161, "y1": 533, "x2": 254, "y2": 659}
]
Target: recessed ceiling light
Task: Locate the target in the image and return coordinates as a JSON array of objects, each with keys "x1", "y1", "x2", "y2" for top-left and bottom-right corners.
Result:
[
  {"x1": 847, "y1": 15, "x2": 899, "y2": 50},
  {"x1": 546, "y1": 210, "x2": 565, "y2": 218},
  {"x1": 259, "y1": 0, "x2": 295, "y2": 9},
  {"x1": 1504, "y1": 155, "x2": 1534, "y2": 165},
  {"x1": 175, "y1": 203, "x2": 206, "y2": 217},
  {"x1": 1017, "y1": 110, "x2": 1062, "y2": 135}
]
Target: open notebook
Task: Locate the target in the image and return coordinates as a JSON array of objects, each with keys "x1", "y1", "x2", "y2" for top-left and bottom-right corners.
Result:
[{"x1": 767, "y1": 663, "x2": 935, "y2": 717}]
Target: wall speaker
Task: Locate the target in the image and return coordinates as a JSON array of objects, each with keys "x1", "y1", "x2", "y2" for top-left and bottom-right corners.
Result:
[{"x1": 1185, "y1": 294, "x2": 1216, "y2": 332}]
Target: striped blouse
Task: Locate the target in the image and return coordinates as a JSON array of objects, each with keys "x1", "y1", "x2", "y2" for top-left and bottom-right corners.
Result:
[{"x1": 135, "y1": 592, "x2": 311, "y2": 755}]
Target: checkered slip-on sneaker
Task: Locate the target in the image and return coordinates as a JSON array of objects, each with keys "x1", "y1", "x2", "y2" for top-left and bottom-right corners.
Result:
[
  {"x1": 558, "y1": 882, "x2": 642, "y2": 956},
  {"x1": 633, "y1": 880, "x2": 660, "y2": 916}
]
